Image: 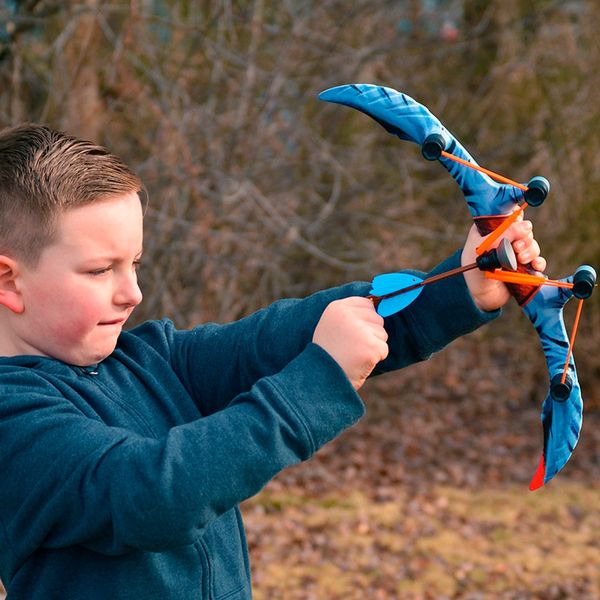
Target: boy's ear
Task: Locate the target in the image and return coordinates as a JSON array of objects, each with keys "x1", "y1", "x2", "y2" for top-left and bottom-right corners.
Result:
[{"x1": 0, "y1": 255, "x2": 25, "y2": 314}]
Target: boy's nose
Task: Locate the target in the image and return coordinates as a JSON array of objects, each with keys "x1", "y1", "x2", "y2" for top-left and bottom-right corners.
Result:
[{"x1": 114, "y1": 272, "x2": 143, "y2": 308}]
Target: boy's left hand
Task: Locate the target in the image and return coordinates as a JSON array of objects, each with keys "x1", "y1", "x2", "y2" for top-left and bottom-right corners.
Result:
[{"x1": 461, "y1": 218, "x2": 547, "y2": 312}]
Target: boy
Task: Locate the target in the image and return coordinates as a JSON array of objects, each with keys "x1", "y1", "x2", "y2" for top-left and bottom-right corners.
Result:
[{"x1": 0, "y1": 124, "x2": 544, "y2": 599}]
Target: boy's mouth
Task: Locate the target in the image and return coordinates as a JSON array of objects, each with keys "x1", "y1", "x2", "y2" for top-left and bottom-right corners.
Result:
[{"x1": 98, "y1": 318, "x2": 126, "y2": 326}]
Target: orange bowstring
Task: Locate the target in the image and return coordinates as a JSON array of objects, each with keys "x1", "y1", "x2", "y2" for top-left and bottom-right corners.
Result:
[
  {"x1": 439, "y1": 150, "x2": 529, "y2": 256},
  {"x1": 476, "y1": 205, "x2": 527, "y2": 255},
  {"x1": 440, "y1": 151, "x2": 528, "y2": 191},
  {"x1": 561, "y1": 299, "x2": 584, "y2": 384},
  {"x1": 483, "y1": 270, "x2": 574, "y2": 290},
  {"x1": 441, "y1": 149, "x2": 586, "y2": 390}
]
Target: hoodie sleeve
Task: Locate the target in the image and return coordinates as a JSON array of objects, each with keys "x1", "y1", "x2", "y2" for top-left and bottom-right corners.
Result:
[
  {"x1": 374, "y1": 249, "x2": 500, "y2": 374},
  {"x1": 156, "y1": 249, "x2": 499, "y2": 412},
  {"x1": 0, "y1": 343, "x2": 363, "y2": 571}
]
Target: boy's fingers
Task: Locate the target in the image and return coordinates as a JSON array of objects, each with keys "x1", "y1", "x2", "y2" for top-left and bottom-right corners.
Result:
[
  {"x1": 504, "y1": 219, "x2": 533, "y2": 241},
  {"x1": 370, "y1": 323, "x2": 389, "y2": 342},
  {"x1": 345, "y1": 296, "x2": 386, "y2": 322},
  {"x1": 503, "y1": 220, "x2": 546, "y2": 267},
  {"x1": 499, "y1": 219, "x2": 530, "y2": 243},
  {"x1": 512, "y1": 232, "x2": 534, "y2": 252},
  {"x1": 516, "y1": 239, "x2": 541, "y2": 265},
  {"x1": 530, "y1": 256, "x2": 547, "y2": 273},
  {"x1": 376, "y1": 338, "x2": 390, "y2": 361}
]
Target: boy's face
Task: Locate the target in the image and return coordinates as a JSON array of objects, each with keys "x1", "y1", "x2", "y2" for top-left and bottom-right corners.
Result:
[{"x1": 14, "y1": 192, "x2": 144, "y2": 366}]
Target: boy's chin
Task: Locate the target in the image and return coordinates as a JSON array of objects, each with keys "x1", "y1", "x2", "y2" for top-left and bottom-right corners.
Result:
[
  {"x1": 87, "y1": 345, "x2": 118, "y2": 365},
  {"x1": 66, "y1": 340, "x2": 119, "y2": 367}
]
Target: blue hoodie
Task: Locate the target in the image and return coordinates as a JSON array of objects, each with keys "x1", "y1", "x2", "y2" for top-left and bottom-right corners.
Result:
[{"x1": 0, "y1": 252, "x2": 497, "y2": 599}]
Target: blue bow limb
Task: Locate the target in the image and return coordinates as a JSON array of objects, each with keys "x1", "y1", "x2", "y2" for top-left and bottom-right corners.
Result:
[{"x1": 320, "y1": 83, "x2": 586, "y2": 488}]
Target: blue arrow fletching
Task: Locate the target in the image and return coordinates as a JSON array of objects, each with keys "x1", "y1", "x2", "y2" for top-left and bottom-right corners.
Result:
[{"x1": 370, "y1": 272, "x2": 424, "y2": 317}]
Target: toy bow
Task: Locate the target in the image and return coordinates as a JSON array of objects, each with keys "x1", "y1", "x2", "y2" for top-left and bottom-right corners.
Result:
[{"x1": 319, "y1": 83, "x2": 597, "y2": 490}]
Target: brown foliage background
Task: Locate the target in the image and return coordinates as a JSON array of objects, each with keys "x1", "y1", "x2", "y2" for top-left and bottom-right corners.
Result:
[
  {"x1": 1, "y1": 1, "x2": 599, "y2": 597},
  {"x1": 2, "y1": 0, "x2": 598, "y2": 403}
]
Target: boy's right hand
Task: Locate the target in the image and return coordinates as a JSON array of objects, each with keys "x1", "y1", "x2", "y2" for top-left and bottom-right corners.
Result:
[{"x1": 312, "y1": 297, "x2": 389, "y2": 390}]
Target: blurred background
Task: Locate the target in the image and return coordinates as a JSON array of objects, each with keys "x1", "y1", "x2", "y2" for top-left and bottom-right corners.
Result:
[{"x1": 1, "y1": 0, "x2": 598, "y2": 598}]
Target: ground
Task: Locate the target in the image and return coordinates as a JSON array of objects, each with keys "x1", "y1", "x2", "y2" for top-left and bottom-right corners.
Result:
[{"x1": 244, "y1": 356, "x2": 600, "y2": 599}]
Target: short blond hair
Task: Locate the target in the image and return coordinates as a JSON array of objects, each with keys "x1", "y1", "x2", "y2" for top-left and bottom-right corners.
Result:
[{"x1": 0, "y1": 123, "x2": 144, "y2": 266}]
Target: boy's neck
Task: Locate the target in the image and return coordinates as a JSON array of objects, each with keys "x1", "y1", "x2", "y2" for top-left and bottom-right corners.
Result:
[{"x1": 0, "y1": 312, "x2": 40, "y2": 358}]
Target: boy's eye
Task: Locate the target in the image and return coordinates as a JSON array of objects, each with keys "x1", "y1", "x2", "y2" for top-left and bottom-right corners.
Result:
[
  {"x1": 87, "y1": 258, "x2": 141, "y2": 275},
  {"x1": 89, "y1": 267, "x2": 111, "y2": 276}
]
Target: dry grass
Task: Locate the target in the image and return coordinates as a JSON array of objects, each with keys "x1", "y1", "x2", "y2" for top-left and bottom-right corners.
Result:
[{"x1": 244, "y1": 482, "x2": 600, "y2": 599}]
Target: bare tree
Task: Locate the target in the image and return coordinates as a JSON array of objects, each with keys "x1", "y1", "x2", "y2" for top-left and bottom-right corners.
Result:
[{"x1": 0, "y1": 0, "x2": 598, "y2": 383}]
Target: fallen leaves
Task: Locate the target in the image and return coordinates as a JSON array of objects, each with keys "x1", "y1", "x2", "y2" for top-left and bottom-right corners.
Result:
[{"x1": 243, "y1": 336, "x2": 600, "y2": 599}]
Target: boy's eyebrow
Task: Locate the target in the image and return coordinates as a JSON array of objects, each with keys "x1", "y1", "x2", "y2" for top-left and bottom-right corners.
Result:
[{"x1": 80, "y1": 248, "x2": 144, "y2": 264}]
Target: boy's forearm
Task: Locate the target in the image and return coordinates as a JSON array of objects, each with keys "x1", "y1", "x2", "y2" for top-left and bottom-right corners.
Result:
[
  {"x1": 166, "y1": 282, "x2": 370, "y2": 413},
  {"x1": 0, "y1": 344, "x2": 364, "y2": 557},
  {"x1": 168, "y1": 249, "x2": 498, "y2": 409}
]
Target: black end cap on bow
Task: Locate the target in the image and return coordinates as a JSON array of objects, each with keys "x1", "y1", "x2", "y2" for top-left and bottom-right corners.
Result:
[
  {"x1": 572, "y1": 265, "x2": 597, "y2": 299},
  {"x1": 550, "y1": 373, "x2": 573, "y2": 402},
  {"x1": 476, "y1": 238, "x2": 518, "y2": 272},
  {"x1": 421, "y1": 133, "x2": 446, "y2": 161},
  {"x1": 523, "y1": 176, "x2": 550, "y2": 207}
]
